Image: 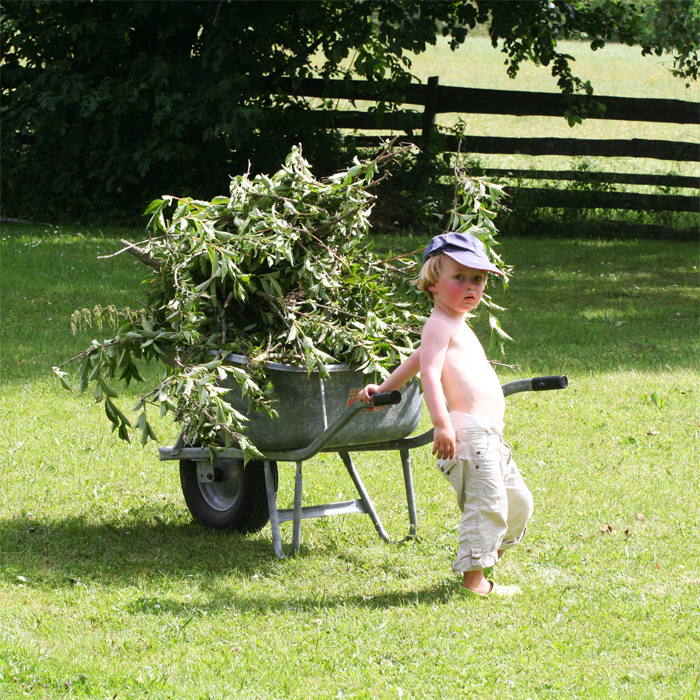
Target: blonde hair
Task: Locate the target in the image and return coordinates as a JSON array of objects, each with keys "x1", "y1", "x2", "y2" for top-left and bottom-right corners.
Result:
[
  {"x1": 414, "y1": 253, "x2": 447, "y2": 300},
  {"x1": 413, "y1": 252, "x2": 489, "y2": 300}
]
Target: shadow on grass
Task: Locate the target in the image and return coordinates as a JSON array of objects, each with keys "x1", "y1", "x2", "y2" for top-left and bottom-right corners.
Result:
[
  {"x1": 1, "y1": 515, "x2": 281, "y2": 580},
  {"x1": 1, "y1": 515, "x2": 457, "y2": 609},
  {"x1": 125, "y1": 579, "x2": 457, "y2": 616}
]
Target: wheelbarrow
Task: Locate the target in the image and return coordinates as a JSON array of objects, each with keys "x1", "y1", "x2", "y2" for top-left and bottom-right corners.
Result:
[{"x1": 158, "y1": 354, "x2": 568, "y2": 558}]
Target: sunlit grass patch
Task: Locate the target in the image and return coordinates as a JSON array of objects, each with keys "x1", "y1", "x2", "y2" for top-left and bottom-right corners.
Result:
[{"x1": 1, "y1": 221, "x2": 698, "y2": 698}]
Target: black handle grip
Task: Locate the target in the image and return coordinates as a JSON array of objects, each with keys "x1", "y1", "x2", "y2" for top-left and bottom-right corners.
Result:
[
  {"x1": 370, "y1": 390, "x2": 402, "y2": 407},
  {"x1": 532, "y1": 375, "x2": 568, "y2": 391}
]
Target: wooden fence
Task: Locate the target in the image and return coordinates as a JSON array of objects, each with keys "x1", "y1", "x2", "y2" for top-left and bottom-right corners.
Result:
[{"x1": 276, "y1": 76, "x2": 699, "y2": 217}]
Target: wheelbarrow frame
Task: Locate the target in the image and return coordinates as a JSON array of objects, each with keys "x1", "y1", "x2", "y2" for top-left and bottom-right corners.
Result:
[{"x1": 159, "y1": 375, "x2": 568, "y2": 558}]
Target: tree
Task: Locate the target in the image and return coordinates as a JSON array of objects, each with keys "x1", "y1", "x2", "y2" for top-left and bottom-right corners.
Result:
[{"x1": 2, "y1": 0, "x2": 697, "y2": 223}]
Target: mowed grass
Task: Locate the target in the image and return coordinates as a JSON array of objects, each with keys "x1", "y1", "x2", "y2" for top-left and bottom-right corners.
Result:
[{"x1": 1, "y1": 221, "x2": 699, "y2": 699}]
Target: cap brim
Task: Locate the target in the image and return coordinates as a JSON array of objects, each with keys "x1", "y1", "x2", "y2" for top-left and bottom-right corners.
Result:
[{"x1": 444, "y1": 250, "x2": 506, "y2": 277}]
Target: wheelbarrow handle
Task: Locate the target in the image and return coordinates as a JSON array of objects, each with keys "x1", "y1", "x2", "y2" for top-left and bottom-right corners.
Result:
[
  {"x1": 533, "y1": 375, "x2": 568, "y2": 391},
  {"x1": 370, "y1": 390, "x2": 402, "y2": 407},
  {"x1": 502, "y1": 375, "x2": 568, "y2": 397}
]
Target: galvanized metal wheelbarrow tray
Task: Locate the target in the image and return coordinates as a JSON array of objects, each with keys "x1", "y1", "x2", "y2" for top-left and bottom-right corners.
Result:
[{"x1": 158, "y1": 354, "x2": 568, "y2": 558}]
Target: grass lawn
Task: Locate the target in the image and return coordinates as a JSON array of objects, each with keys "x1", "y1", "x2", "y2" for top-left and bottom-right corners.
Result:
[{"x1": 1, "y1": 221, "x2": 698, "y2": 699}]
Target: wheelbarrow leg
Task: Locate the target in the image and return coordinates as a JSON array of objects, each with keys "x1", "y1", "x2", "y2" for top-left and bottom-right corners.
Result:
[
  {"x1": 400, "y1": 448, "x2": 418, "y2": 541},
  {"x1": 290, "y1": 461, "x2": 303, "y2": 556},
  {"x1": 264, "y1": 460, "x2": 286, "y2": 559},
  {"x1": 338, "y1": 451, "x2": 391, "y2": 543}
]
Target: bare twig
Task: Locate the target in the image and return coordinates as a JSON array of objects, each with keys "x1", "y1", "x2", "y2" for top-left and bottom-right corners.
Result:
[
  {"x1": 250, "y1": 339, "x2": 281, "y2": 365},
  {"x1": 254, "y1": 290, "x2": 289, "y2": 326},
  {"x1": 217, "y1": 297, "x2": 228, "y2": 346},
  {"x1": 385, "y1": 246, "x2": 427, "y2": 263},
  {"x1": 1, "y1": 217, "x2": 55, "y2": 226},
  {"x1": 489, "y1": 360, "x2": 520, "y2": 370},
  {"x1": 223, "y1": 289, "x2": 236, "y2": 309},
  {"x1": 217, "y1": 286, "x2": 238, "y2": 346},
  {"x1": 52, "y1": 336, "x2": 131, "y2": 370},
  {"x1": 211, "y1": 0, "x2": 225, "y2": 26},
  {"x1": 107, "y1": 239, "x2": 164, "y2": 270}
]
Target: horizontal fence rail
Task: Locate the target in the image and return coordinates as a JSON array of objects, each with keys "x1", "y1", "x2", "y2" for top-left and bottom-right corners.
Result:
[
  {"x1": 351, "y1": 134, "x2": 700, "y2": 162},
  {"x1": 479, "y1": 170, "x2": 699, "y2": 189},
  {"x1": 512, "y1": 189, "x2": 698, "y2": 212},
  {"x1": 274, "y1": 76, "x2": 699, "y2": 217},
  {"x1": 276, "y1": 77, "x2": 699, "y2": 124},
  {"x1": 444, "y1": 136, "x2": 699, "y2": 161}
]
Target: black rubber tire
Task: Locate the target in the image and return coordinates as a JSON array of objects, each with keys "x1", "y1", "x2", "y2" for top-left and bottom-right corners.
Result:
[{"x1": 179, "y1": 458, "x2": 278, "y2": 533}]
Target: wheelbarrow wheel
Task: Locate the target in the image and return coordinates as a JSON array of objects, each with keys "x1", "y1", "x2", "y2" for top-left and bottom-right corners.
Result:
[{"x1": 179, "y1": 458, "x2": 278, "y2": 533}]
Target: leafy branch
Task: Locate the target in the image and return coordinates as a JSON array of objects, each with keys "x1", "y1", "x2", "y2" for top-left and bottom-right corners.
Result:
[{"x1": 56, "y1": 141, "x2": 509, "y2": 458}]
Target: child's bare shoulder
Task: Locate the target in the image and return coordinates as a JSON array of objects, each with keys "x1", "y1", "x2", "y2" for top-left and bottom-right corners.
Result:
[{"x1": 422, "y1": 308, "x2": 464, "y2": 339}]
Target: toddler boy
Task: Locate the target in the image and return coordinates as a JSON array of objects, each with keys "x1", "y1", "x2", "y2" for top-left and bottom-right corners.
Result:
[{"x1": 359, "y1": 231, "x2": 532, "y2": 597}]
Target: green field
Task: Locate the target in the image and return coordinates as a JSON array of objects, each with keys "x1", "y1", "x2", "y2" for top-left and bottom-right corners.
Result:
[{"x1": 1, "y1": 220, "x2": 699, "y2": 699}]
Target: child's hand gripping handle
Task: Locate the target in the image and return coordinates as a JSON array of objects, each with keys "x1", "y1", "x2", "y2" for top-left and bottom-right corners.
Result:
[
  {"x1": 370, "y1": 390, "x2": 402, "y2": 407},
  {"x1": 532, "y1": 375, "x2": 568, "y2": 391}
]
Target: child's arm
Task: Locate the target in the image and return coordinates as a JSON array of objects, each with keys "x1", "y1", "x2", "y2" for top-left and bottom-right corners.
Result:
[
  {"x1": 358, "y1": 348, "x2": 420, "y2": 404},
  {"x1": 420, "y1": 314, "x2": 455, "y2": 460}
]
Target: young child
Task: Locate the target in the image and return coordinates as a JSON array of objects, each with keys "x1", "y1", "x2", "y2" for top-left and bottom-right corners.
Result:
[{"x1": 358, "y1": 231, "x2": 532, "y2": 597}]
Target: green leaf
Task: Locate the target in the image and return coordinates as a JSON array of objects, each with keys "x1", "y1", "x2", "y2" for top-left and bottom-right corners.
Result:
[
  {"x1": 101, "y1": 380, "x2": 118, "y2": 398},
  {"x1": 53, "y1": 368, "x2": 73, "y2": 392}
]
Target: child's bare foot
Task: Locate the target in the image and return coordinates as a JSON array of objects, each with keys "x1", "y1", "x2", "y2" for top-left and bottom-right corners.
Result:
[
  {"x1": 461, "y1": 570, "x2": 491, "y2": 595},
  {"x1": 458, "y1": 570, "x2": 521, "y2": 597},
  {"x1": 457, "y1": 580, "x2": 522, "y2": 598}
]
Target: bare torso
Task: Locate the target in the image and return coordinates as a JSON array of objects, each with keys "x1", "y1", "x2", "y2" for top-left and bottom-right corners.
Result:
[{"x1": 430, "y1": 315, "x2": 506, "y2": 421}]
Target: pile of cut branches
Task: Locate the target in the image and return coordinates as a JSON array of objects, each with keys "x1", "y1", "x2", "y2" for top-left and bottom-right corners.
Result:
[{"x1": 55, "y1": 143, "x2": 509, "y2": 460}]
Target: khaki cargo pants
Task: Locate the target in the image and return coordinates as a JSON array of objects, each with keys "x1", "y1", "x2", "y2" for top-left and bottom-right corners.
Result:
[{"x1": 438, "y1": 412, "x2": 534, "y2": 574}]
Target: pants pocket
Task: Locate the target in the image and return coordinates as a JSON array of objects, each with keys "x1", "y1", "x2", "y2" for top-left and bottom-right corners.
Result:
[
  {"x1": 438, "y1": 458, "x2": 458, "y2": 476},
  {"x1": 465, "y1": 433, "x2": 491, "y2": 466}
]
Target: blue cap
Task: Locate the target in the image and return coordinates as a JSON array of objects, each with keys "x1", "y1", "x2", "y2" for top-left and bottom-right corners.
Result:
[{"x1": 423, "y1": 232, "x2": 504, "y2": 277}]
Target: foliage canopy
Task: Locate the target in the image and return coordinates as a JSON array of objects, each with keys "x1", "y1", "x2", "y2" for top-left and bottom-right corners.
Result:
[{"x1": 2, "y1": 0, "x2": 697, "y2": 223}]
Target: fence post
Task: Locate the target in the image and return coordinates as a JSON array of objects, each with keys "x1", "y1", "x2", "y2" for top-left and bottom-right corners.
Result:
[{"x1": 422, "y1": 76, "x2": 440, "y2": 141}]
